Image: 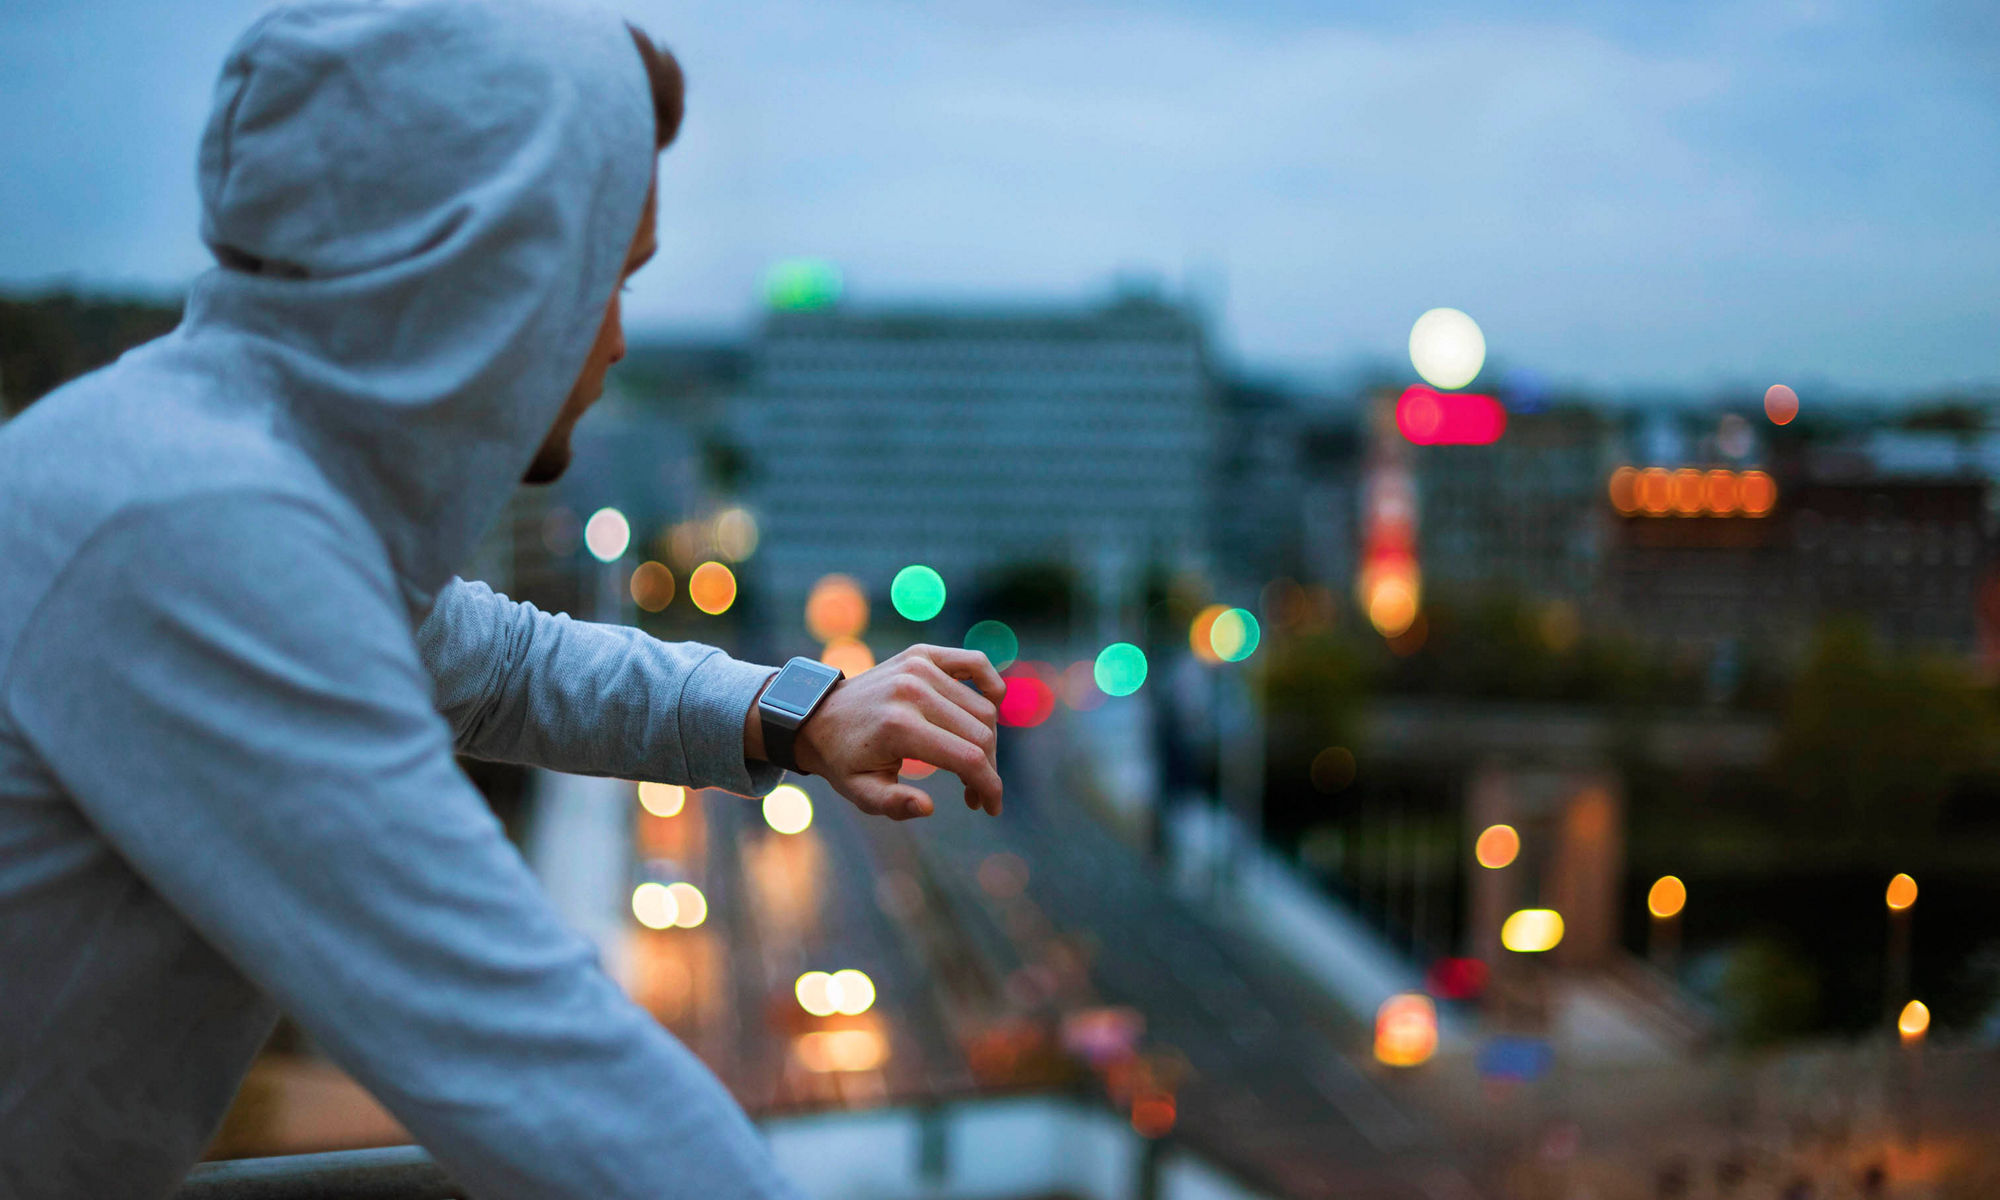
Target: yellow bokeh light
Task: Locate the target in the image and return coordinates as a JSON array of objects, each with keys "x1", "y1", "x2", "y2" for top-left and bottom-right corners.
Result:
[
  {"x1": 628, "y1": 561, "x2": 675, "y2": 612},
  {"x1": 665, "y1": 881, "x2": 707, "y2": 929},
  {"x1": 1886, "y1": 872, "x2": 1917, "y2": 911},
  {"x1": 1408, "y1": 307, "x2": 1486, "y2": 390},
  {"x1": 631, "y1": 882, "x2": 678, "y2": 930},
  {"x1": 830, "y1": 969, "x2": 877, "y2": 1015},
  {"x1": 714, "y1": 507, "x2": 759, "y2": 561},
  {"x1": 820, "y1": 636, "x2": 875, "y2": 677},
  {"x1": 1474, "y1": 824, "x2": 1519, "y2": 869},
  {"x1": 1648, "y1": 875, "x2": 1687, "y2": 919},
  {"x1": 805, "y1": 574, "x2": 869, "y2": 642},
  {"x1": 1898, "y1": 999, "x2": 1929, "y2": 1040},
  {"x1": 1374, "y1": 993, "x2": 1438, "y2": 1067},
  {"x1": 688, "y1": 561, "x2": 737, "y2": 615},
  {"x1": 763, "y1": 784, "x2": 813, "y2": 835},
  {"x1": 795, "y1": 1028, "x2": 888, "y2": 1073},
  {"x1": 1501, "y1": 908, "x2": 1565, "y2": 953},
  {"x1": 795, "y1": 971, "x2": 838, "y2": 1017},
  {"x1": 584, "y1": 507, "x2": 631, "y2": 562},
  {"x1": 638, "y1": 781, "x2": 686, "y2": 818},
  {"x1": 1367, "y1": 577, "x2": 1419, "y2": 638}
]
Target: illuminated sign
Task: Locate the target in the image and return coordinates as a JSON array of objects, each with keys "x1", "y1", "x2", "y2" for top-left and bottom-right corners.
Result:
[
  {"x1": 1608, "y1": 467, "x2": 1776, "y2": 518},
  {"x1": 1395, "y1": 385, "x2": 1506, "y2": 446}
]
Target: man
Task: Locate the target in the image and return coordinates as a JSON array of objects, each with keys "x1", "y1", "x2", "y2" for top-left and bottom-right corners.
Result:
[{"x1": 0, "y1": 3, "x2": 1002, "y2": 1197}]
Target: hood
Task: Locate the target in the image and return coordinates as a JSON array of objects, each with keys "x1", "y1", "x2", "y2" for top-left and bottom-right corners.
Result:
[{"x1": 178, "y1": 0, "x2": 654, "y2": 616}]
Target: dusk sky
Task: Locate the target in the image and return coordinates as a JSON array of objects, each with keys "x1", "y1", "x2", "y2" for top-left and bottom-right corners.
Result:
[{"x1": 5, "y1": 0, "x2": 1997, "y2": 397}]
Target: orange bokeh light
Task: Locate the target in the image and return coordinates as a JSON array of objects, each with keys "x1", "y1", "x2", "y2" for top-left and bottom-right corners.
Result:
[
  {"x1": 688, "y1": 561, "x2": 737, "y2": 614},
  {"x1": 900, "y1": 759, "x2": 937, "y2": 779},
  {"x1": 805, "y1": 574, "x2": 869, "y2": 642},
  {"x1": 1608, "y1": 466, "x2": 1638, "y2": 515},
  {"x1": 821, "y1": 637, "x2": 875, "y2": 677},
  {"x1": 1739, "y1": 470, "x2": 1776, "y2": 516},
  {"x1": 1764, "y1": 384, "x2": 1799, "y2": 425},
  {"x1": 1886, "y1": 872, "x2": 1917, "y2": 911},
  {"x1": 1703, "y1": 470, "x2": 1738, "y2": 514},
  {"x1": 1131, "y1": 1093, "x2": 1177, "y2": 1139},
  {"x1": 1671, "y1": 469, "x2": 1705, "y2": 516},
  {"x1": 629, "y1": 561, "x2": 675, "y2": 612},
  {"x1": 1638, "y1": 468, "x2": 1673, "y2": 515},
  {"x1": 1474, "y1": 824, "x2": 1519, "y2": 869},
  {"x1": 1190, "y1": 604, "x2": 1229, "y2": 665},
  {"x1": 1374, "y1": 993, "x2": 1438, "y2": 1067},
  {"x1": 1648, "y1": 875, "x2": 1687, "y2": 919}
]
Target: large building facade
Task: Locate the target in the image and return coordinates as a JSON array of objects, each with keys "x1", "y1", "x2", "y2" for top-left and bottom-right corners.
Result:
[{"x1": 729, "y1": 294, "x2": 1217, "y2": 640}]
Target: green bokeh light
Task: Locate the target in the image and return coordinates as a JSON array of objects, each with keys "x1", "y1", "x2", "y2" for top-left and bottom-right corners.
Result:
[
  {"x1": 1211, "y1": 608, "x2": 1262, "y2": 662},
  {"x1": 1093, "y1": 642, "x2": 1148, "y2": 697},
  {"x1": 891, "y1": 565, "x2": 947, "y2": 621},
  {"x1": 963, "y1": 619, "x2": 1019, "y2": 670},
  {"x1": 764, "y1": 259, "x2": 844, "y2": 312}
]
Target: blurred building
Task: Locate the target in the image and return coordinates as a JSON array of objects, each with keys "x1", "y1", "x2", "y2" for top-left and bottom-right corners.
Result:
[
  {"x1": 1411, "y1": 405, "x2": 1616, "y2": 605},
  {"x1": 728, "y1": 291, "x2": 1216, "y2": 636}
]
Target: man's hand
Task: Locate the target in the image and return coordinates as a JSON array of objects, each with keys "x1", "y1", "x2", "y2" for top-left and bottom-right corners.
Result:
[{"x1": 793, "y1": 645, "x2": 1006, "y2": 821}]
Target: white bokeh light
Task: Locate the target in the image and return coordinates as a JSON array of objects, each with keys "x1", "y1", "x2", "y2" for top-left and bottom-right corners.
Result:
[
  {"x1": 1408, "y1": 308, "x2": 1487, "y2": 390},
  {"x1": 584, "y1": 507, "x2": 631, "y2": 562}
]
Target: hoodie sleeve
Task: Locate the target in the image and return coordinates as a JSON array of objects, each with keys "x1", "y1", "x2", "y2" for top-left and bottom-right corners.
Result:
[
  {"x1": 418, "y1": 577, "x2": 785, "y2": 798},
  {"x1": 4, "y1": 493, "x2": 803, "y2": 1200}
]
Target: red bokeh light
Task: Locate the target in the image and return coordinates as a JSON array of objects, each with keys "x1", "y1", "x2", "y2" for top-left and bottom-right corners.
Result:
[
  {"x1": 998, "y1": 664, "x2": 1057, "y2": 728},
  {"x1": 1425, "y1": 956, "x2": 1490, "y2": 1001},
  {"x1": 1395, "y1": 385, "x2": 1506, "y2": 446}
]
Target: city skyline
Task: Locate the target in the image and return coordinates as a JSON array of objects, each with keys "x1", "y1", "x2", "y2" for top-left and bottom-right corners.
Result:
[{"x1": 5, "y1": 0, "x2": 1999, "y2": 398}]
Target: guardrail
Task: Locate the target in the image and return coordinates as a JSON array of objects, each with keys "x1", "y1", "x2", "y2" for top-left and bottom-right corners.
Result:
[{"x1": 174, "y1": 1146, "x2": 459, "y2": 1200}]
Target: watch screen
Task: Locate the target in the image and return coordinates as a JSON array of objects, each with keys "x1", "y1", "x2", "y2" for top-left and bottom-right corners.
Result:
[{"x1": 765, "y1": 664, "x2": 834, "y2": 711}]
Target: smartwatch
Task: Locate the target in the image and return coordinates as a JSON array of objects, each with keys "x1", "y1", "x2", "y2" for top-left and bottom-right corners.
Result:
[{"x1": 757, "y1": 656, "x2": 844, "y2": 775}]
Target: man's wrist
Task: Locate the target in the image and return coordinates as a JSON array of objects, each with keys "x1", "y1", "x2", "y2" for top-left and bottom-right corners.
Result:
[{"x1": 743, "y1": 671, "x2": 776, "y2": 764}]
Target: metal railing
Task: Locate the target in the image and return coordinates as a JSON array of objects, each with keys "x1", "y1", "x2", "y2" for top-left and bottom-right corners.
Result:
[{"x1": 174, "y1": 1146, "x2": 459, "y2": 1200}]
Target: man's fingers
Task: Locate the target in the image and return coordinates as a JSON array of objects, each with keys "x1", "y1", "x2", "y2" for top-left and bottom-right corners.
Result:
[
  {"x1": 904, "y1": 644, "x2": 1006, "y2": 704},
  {"x1": 909, "y1": 657, "x2": 1000, "y2": 729},
  {"x1": 905, "y1": 670, "x2": 998, "y2": 757},
  {"x1": 842, "y1": 772, "x2": 935, "y2": 821},
  {"x1": 890, "y1": 720, "x2": 1002, "y2": 815}
]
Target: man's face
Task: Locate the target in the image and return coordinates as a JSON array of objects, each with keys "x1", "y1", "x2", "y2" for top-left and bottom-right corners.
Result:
[{"x1": 523, "y1": 177, "x2": 659, "y2": 485}]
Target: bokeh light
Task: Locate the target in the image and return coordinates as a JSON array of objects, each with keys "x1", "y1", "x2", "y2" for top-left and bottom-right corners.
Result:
[
  {"x1": 1131, "y1": 1093, "x2": 1177, "y2": 1139},
  {"x1": 1474, "y1": 824, "x2": 1520, "y2": 869},
  {"x1": 820, "y1": 636, "x2": 875, "y2": 677},
  {"x1": 1210, "y1": 608, "x2": 1261, "y2": 662},
  {"x1": 714, "y1": 507, "x2": 759, "y2": 561},
  {"x1": 1648, "y1": 875, "x2": 1687, "y2": 919},
  {"x1": 1501, "y1": 908, "x2": 1565, "y2": 953},
  {"x1": 1739, "y1": 470, "x2": 1777, "y2": 516},
  {"x1": 795, "y1": 971, "x2": 837, "y2": 1017},
  {"x1": 1764, "y1": 383, "x2": 1799, "y2": 425},
  {"x1": 964, "y1": 619, "x2": 1020, "y2": 670},
  {"x1": 631, "y1": 882, "x2": 677, "y2": 930},
  {"x1": 1310, "y1": 746, "x2": 1356, "y2": 793},
  {"x1": 584, "y1": 507, "x2": 631, "y2": 562},
  {"x1": 763, "y1": 784, "x2": 813, "y2": 835},
  {"x1": 795, "y1": 1029, "x2": 888, "y2": 1073},
  {"x1": 1366, "y1": 576, "x2": 1419, "y2": 638},
  {"x1": 1886, "y1": 872, "x2": 1918, "y2": 911},
  {"x1": 765, "y1": 259, "x2": 844, "y2": 312},
  {"x1": 1408, "y1": 307, "x2": 1486, "y2": 390},
  {"x1": 1704, "y1": 469, "x2": 1739, "y2": 514},
  {"x1": 1898, "y1": 999, "x2": 1930, "y2": 1041},
  {"x1": 1638, "y1": 468, "x2": 1673, "y2": 515},
  {"x1": 900, "y1": 759, "x2": 938, "y2": 779},
  {"x1": 1374, "y1": 993, "x2": 1439, "y2": 1067},
  {"x1": 1395, "y1": 385, "x2": 1506, "y2": 446},
  {"x1": 665, "y1": 881, "x2": 707, "y2": 929},
  {"x1": 1093, "y1": 642, "x2": 1148, "y2": 697},
  {"x1": 891, "y1": 564, "x2": 947, "y2": 621},
  {"x1": 1061, "y1": 660, "x2": 1106, "y2": 711},
  {"x1": 805, "y1": 574, "x2": 869, "y2": 642},
  {"x1": 1190, "y1": 604, "x2": 1229, "y2": 664},
  {"x1": 1608, "y1": 466, "x2": 1638, "y2": 515},
  {"x1": 830, "y1": 969, "x2": 877, "y2": 1015},
  {"x1": 629, "y1": 561, "x2": 675, "y2": 612},
  {"x1": 1672, "y1": 469, "x2": 1705, "y2": 516},
  {"x1": 638, "y1": 782, "x2": 686, "y2": 818},
  {"x1": 998, "y1": 665, "x2": 1057, "y2": 728},
  {"x1": 688, "y1": 561, "x2": 737, "y2": 614}
]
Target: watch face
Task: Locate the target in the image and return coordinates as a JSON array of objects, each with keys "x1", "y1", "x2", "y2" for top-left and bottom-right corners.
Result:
[{"x1": 765, "y1": 662, "x2": 835, "y2": 712}]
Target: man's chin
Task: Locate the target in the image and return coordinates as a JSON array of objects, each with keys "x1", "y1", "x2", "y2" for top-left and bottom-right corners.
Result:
[{"x1": 521, "y1": 444, "x2": 572, "y2": 485}]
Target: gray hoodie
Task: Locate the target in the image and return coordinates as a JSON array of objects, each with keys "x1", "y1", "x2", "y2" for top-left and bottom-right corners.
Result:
[{"x1": 0, "y1": 2, "x2": 800, "y2": 1196}]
